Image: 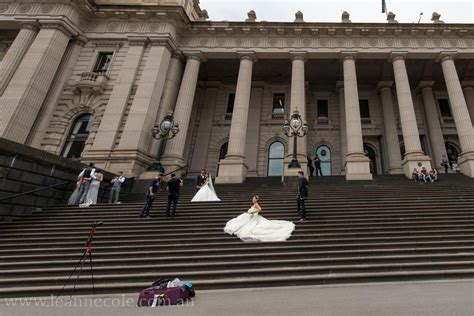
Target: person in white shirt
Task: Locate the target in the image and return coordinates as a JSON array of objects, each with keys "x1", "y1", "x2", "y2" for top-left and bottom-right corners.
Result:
[{"x1": 109, "y1": 171, "x2": 125, "y2": 204}]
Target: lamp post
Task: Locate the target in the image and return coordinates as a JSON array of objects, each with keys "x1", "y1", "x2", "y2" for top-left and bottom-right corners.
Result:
[
  {"x1": 148, "y1": 112, "x2": 180, "y2": 173},
  {"x1": 283, "y1": 109, "x2": 308, "y2": 169},
  {"x1": 152, "y1": 111, "x2": 180, "y2": 140}
]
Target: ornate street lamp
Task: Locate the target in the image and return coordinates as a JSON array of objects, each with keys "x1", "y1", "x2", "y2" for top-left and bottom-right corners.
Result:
[
  {"x1": 283, "y1": 109, "x2": 308, "y2": 168},
  {"x1": 152, "y1": 111, "x2": 180, "y2": 140}
]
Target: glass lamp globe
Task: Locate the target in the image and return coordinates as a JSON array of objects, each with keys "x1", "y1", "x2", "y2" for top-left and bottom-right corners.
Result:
[
  {"x1": 160, "y1": 119, "x2": 172, "y2": 132},
  {"x1": 290, "y1": 118, "x2": 301, "y2": 129}
]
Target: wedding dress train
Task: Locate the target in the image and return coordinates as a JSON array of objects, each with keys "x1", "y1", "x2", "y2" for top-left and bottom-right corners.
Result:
[
  {"x1": 191, "y1": 174, "x2": 221, "y2": 202},
  {"x1": 224, "y1": 207, "x2": 295, "y2": 242}
]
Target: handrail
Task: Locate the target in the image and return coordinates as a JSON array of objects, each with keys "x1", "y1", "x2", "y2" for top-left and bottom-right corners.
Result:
[
  {"x1": 0, "y1": 180, "x2": 71, "y2": 202},
  {"x1": 163, "y1": 165, "x2": 189, "y2": 177}
]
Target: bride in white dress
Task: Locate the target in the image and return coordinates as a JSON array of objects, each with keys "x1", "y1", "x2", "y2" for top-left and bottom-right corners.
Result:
[
  {"x1": 224, "y1": 195, "x2": 295, "y2": 242},
  {"x1": 191, "y1": 173, "x2": 221, "y2": 202}
]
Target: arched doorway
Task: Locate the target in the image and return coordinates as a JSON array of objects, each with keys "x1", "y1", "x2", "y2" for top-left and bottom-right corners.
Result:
[
  {"x1": 61, "y1": 114, "x2": 92, "y2": 159},
  {"x1": 316, "y1": 145, "x2": 332, "y2": 176},
  {"x1": 364, "y1": 143, "x2": 377, "y2": 175},
  {"x1": 445, "y1": 142, "x2": 460, "y2": 166},
  {"x1": 216, "y1": 142, "x2": 228, "y2": 176},
  {"x1": 268, "y1": 141, "x2": 284, "y2": 176}
]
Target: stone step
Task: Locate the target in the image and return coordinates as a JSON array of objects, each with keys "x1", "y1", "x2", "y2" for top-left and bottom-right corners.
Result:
[{"x1": 1, "y1": 269, "x2": 473, "y2": 298}]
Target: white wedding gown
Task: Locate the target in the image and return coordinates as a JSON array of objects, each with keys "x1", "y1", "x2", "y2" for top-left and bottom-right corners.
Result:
[
  {"x1": 224, "y1": 207, "x2": 295, "y2": 242},
  {"x1": 191, "y1": 175, "x2": 221, "y2": 202}
]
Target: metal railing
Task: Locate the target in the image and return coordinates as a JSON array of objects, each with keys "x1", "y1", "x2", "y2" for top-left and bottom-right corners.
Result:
[
  {"x1": 0, "y1": 180, "x2": 71, "y2": 202},
  {"x1": 164, "y1": 165, "x2": 189, "y2": 178}
]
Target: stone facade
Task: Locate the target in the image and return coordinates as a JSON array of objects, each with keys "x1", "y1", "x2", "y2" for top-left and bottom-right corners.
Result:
[{"x1": 1, "y1": 1, "x2": 474, "y2": 182}]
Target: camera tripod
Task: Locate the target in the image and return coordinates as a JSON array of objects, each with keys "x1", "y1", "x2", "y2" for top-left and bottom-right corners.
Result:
[{"x1": 57, "y1": 221, "x2": 103, "y2": 298}]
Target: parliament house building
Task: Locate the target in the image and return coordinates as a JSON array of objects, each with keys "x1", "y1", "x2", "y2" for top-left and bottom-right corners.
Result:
[{"x1": 1, "y1": 0, "x2": 474, "y2": 182}]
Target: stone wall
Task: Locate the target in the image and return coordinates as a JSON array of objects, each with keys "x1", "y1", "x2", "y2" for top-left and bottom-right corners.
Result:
[{"x1": 0, "y1": 138, "x2": 115, "y2": 221}]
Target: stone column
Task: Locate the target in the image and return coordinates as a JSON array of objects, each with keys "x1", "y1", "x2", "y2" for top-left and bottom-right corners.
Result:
[
  {"x1": 341, "y1": 51, "x2": 372, "y2": 180},
  {"x1": 0, "y1": 22, "x2": 39, "y2": 96},
  {"x1": 378, "y1": 81, "x2": 404, "y2": 174},
  {"x1": 28, "y1": 37, "x2": 87, "y2": 148},
  {"x1": 390, "y1": 52, "x2": 431, "y2": 177},
  {"x1": 216, "y1": 51, "x2": 256, "y2": 183},
  {"x1": 148, "y1": 53, "x2": 184, "y2": 160},
  {"x1": 90, "y1": 37, "x2": 147, "y2": 154},
  {"x1": 416, "y1": 80, "x2": 448, "y2": 171},
  {"x1": 461, "y1": 81, "x2": 474, "y2": 123},
  {"x1": 285, "y1": 51, "x2": 307, "y2": 176},
  {"x1": 337, "y1": 81, "x2": 347, "y2": 174},
  {"x1": 0, "y1": 23, "x2": 71, "y2": 144},
  {"x1": 113, "y1": 39, "x2": 173, "y2": 175},
  {"x1": 161, "y1": 51, "x2": 204, "y2": 173},
  {"x1": 438, "y1": 52, "x2": 474, "y2": 177}
]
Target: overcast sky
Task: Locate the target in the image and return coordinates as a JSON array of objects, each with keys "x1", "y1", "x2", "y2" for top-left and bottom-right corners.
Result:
[{"x1": 200, "y1": 0, "x2": 473, "y2": 24}]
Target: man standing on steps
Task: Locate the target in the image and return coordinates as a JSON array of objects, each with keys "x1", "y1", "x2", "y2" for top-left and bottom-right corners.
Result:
[
  {"x1": 166, "y1": 173, "x2": 183, "y2": 219},
  {"x1": 109, "y1": 171, "x2": 125, "y2": 204},
  {"x1": 297, "y1": 170, "x2": 309, "y2": 222},
  {"x1": 315, "y1": 154, "x2": 323, "y2": 177},
  {"x1": 139, "y1": 174, "x2": 162, "y2": 218}
]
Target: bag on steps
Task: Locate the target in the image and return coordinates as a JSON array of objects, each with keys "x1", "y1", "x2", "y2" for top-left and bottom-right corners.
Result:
[{"x1": 137, "y1": 279, "x2": 194, "y2": 307}]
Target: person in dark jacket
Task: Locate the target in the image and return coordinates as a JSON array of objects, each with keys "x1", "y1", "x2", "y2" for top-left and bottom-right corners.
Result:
[
  {"x1": 297, "y1": 170, "x2": 309, "y2": 221},
  {"x1": 139, "y1": 174, "x2": 162, "y2": 218},
  {"x1": 166, "y1": 173, "x2": 183, "y2": 219},
  {"x1": 314, "y1": 154, "x2": 323, "y2": 177},
  {"x1": 307, "y1": 156, "x2": 315, "y2": 176},
  {"x1": 195, "y1": 169, "x2": 207, "y2": 192}
]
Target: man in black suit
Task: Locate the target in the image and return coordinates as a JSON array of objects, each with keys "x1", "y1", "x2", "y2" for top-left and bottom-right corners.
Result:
[
  {"x1": 315, "y1": 154, "x2": 323, "y2": 177},
  {"x1": 166, "y1": 173, "x2": 183, "y2": 219},
  {"x1": 195, "y1": 169, "x2": 206, "y2": 192},
  {"x1": 297, "y1": 170, "x2": 309, "y2": 221}
]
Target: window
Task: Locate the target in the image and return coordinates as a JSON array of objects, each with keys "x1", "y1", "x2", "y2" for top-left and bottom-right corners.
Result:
[
  {"x1": 226, "y1": 93, "x2": 235, "y2": 114},
  {"x1": 268, "y1": 142, "x2": 285, "y2": 176},
  {"x1": 317, "y1": 100, "x2": 329, "y2": 118},
  {"x1": 273, "y1": 94, "x2": 285, "y2": 114},
  {"x1": 93, "y1": 52, "x2": 113, "y2": 74},
  {"x1": 61, "y1": 114, "x2": 92, "y2": 159},
  {"x1": 438, "y1": 99, "x2": 452, "y2": 118},
  {"x1": 359, "y1": 99, "x2": 370, "y2": 118}
]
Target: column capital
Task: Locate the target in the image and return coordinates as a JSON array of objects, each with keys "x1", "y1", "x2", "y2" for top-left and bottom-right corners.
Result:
[
  {"x1": 171, "y1": 49, "x2": 185, "y2": 62},
  {"x1": 149, "y1": 36, "x2": 178, "y2": 52},
  {"x1": 461, "y1": 80, "x2": 474, "y2": 89},
  {"x1": 19, "y1": 21, "x2": 40, "y2": 32},
  {"x1": 389, "y1": 51, "x2": 408, "y2": 63},
  {"x1": 73, "y1": 35, "x2": 88, "y2": 47},
  {"x1": 416, "y1": 80, "x2": 435, "y2": 91},
  {"x1": 290, "y1": 51, "x2": 307, "y2": 62},
  {"x1": 183, "y1": 50, "x2": 206, "y2": 63},
  {"x1": 128, "y1": 36, "x2": 149, "y2": 46},
  {"x1": 39, "y1": 20, "x2": 75, "y2": 37},
  {"x1": 437, "y1": 51, "x2": 458, "y2": 63},
  {"x1": 377, "y1": 81, "x2": 394, "y2": 90},
  {"x1": 340, "y1": 51, "x2": 357, "y2": 62},
  {"x1": 237, "y1": 51, "x2": 257, "y2": 62}
]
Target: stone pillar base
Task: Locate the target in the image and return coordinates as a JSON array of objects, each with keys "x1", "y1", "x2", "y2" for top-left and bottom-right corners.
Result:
[
  {"x1": 215, "y1": 158, "x2": 248, "y2": 183},
  {"x1": 345, "y1": 154, "x2": 373, "y2": 180},
  {"x1": 139, "y1": 171, "x2": 161, "y2": 180},
  {"x1": 160, "y1": 156, "x2": 186, "y2": 177},
  {"x1": 402, "y1": 154, "x2": 432, "y2": 179},
  {"x1": 284, "y1": 158, "x2": 307, "y2": 177},
  {"x1": 388, "y1": 167, "x2": 405, "y2": 175},
  {"x1": 459, "y1": 153, "x2": 474, "y2": 177}
]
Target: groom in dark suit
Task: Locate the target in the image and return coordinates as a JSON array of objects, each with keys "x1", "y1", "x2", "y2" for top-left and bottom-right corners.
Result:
[
  {"x1": 195, "y1": 169, "x2": 206, "y2": 192},
  {"x1": 297, "y1": 170, "x2": 309, "y2": 222}
]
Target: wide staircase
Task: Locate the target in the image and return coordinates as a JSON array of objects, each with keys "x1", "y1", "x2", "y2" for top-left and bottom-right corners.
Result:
[{"x1": 1, "y1": 174, "x2": 474, "y2": 298}]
